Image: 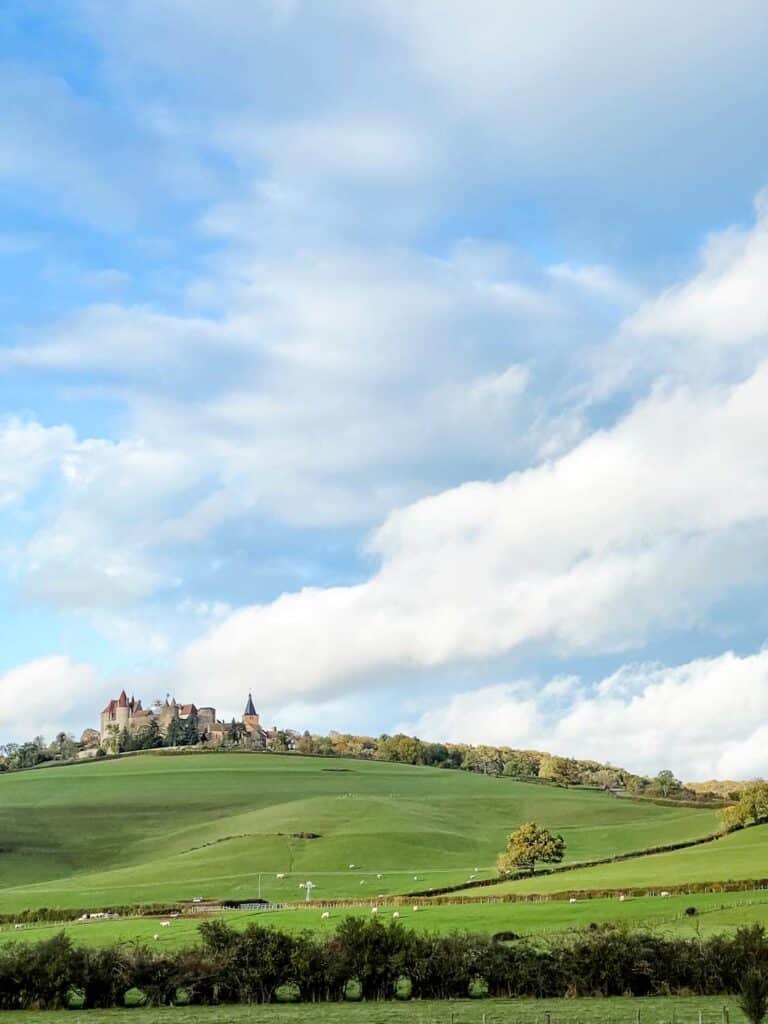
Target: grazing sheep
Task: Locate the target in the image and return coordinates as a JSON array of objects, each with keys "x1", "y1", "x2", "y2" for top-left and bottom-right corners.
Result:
[
  {"x1": 413, "y1": 875, "x2": 419, "y2": 880},
  {"x1": 376, "y1": 873, "x2": 383, "y2": 879},
  {"x1": 392, "y1": 911, "x2": 400, "y2": 919},
  {"x1": 619, "y1": 895, "x2": 626, "y2": 902},
  {"x1": 161, "y1": 921, "x2": 170, "y2": 927},
  {"x1": 569, "y1": 898, "x2": 577, "y2": 904},
  {"x1": 360, "y1": 880, "x2": 366, "y2": 885},
  {"x1": 348, "y1": 863, "x2": 356, "y2": 869},
  {"x1": 661, "y1": 891, "x2": 671, "y2": 897},
  {"x1": 153, "y1": 934, "x2": 159, "y2": 941},
  {"x1": 371, "y1": 907, "x2": 378, "y2": 914},
  {"x1": 412, "y1": 905, "x2": 419, "y2": 912},
  {"x1": 276, "y1": 872, "x2": 286, "y2": 879},
  {"x1": 321, "y1": 912, "x2": 330, "y2": 920}
]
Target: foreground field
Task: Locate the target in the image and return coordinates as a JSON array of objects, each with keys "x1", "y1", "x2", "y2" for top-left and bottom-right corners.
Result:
[
  {"x1": 0, "y1": 997, "x2": 749, "y2": 1024},
  {"x1": 0, "y1": 752, "x2": 718, "y2": 913},
  {"x1": 459, "y1": 825, "x2": 768, "y2": 898},
  {"x1": 3, "y1": 889, "x2": 767, "y2": 949}
]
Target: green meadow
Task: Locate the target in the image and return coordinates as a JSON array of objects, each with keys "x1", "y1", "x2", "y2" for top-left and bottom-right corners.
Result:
[
  {"x1": 0, "y1": 997, "x2": 749, "y2": 1024},
  {"x1": 460, "y1": 824, "x2": 768, "y2": 898},
  {"x1": 0, "y1": 752, "x2": 719, "y2": 914},
  {"x1": 3, "y1": 889, "x2": 768, "y2": 950}
]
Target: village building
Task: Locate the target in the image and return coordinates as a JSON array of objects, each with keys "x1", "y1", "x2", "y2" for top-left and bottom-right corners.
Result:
[{"x1": 99, "y1": 691, "x2": 269, "y2": 748}]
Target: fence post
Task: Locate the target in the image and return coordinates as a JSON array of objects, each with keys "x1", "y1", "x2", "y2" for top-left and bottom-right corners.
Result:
[{"x1": 546, "y1": 1011, "x2": 552, "y2": 1024}]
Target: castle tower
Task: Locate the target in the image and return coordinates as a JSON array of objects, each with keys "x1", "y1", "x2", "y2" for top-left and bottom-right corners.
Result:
[
  {"x1": 115, "y1": 689, "x2": 130, "y2": 731},
  {"x1": 243, "y1": 692, "x2": 261, "y2": 734}
]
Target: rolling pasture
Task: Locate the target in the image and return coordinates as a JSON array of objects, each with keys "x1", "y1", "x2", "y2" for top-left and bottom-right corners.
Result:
[
  {"x1": 461, "y1": 823, "x2": 768, "y2": 897},
  {"x1": 3, "y1": 889, "x2": 768, "y2": 949},
  {"x1": 0, "y1": 752, "x2": 719, "y2": 914}
]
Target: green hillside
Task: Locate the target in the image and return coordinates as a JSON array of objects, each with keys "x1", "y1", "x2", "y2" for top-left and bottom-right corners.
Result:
[
  {"x1": 460, "y1": 823, "x2": 768, "y2": 897},
  {"x1": 3, "y1": 889, "x2": 767, "y2": 950},
  {"x1": 0, "y1": 751, "x2": 718, "y2": 913}
]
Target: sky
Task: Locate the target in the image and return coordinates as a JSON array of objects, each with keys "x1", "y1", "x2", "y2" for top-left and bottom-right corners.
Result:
[{"x1": 2, "y1": 1, "x2": 768, "y2": 780}]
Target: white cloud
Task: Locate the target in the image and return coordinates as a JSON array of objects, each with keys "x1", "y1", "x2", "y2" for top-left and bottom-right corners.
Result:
[
  {"x1": 0, "y1": 656, "x2": 100, "y2": 742},
  {"x1": 181, "y1": 359, "x2": 768, "y2": 704},
  {"x1": 0, "y1": 418, "x2": 75, "y2": 508},
  {"x1": 629, "y1": 192, "x2": 768, "y2": 344},
  {"x1": 396, "y1": 683, "x2": 542, "y2": 748},
  {"x1": 398, "y1": 649, "x2": 768, "y2": 780}
]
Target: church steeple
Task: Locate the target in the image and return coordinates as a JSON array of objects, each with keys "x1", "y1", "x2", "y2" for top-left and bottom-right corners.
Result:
[{"x1": 244, "y1": 692, "x2": 257, "y2": 717}]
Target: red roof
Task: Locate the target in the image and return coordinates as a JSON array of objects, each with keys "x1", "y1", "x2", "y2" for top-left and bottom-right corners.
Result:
[
  {"x1": 179, "y1": 703, "x2": 197, "y2": 715},
  {"x1": 118, "y1": 690, "x2": 128, "y2": 708}
]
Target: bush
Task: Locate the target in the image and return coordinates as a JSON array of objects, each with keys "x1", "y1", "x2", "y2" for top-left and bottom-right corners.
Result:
[
  {"x1": 1, "y1": 918, "x2": 768, "y2": 1007},
  {"x1": 740, "y1": 969, "x2": 768, "y2": 1024},
  {"x1": 124, "y1": 988, "x2": 147, "y2": 1007}
]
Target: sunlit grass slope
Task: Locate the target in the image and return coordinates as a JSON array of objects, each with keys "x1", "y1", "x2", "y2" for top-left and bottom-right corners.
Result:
[
  {"x1": 0, "y1": 752, "x2": 717, "y2": 912},
  {"x1": 3, "y1": 889, "x2": 766, "y2": 949},
  {"x1": 460, "y1": 824, "x2": 768, "y2": 897}
]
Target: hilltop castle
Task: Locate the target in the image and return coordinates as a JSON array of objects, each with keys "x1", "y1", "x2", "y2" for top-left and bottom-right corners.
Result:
[{"x1": 99, "y1": 691, "x2": 268, "y2": 748}]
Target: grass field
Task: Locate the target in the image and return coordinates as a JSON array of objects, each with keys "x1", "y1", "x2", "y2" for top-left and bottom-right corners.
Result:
[
  {"x1": 0, "y1": 997, "x2": 749, "y2": 1024},
  {"x1": 3, "y1": 889, "x2": 767, "y2": 949},
  {"x1": 457, "y1": 825, "x2": 768, "y2": 898},
  {"x1": 0, "y1": 752, "x2": 719, "y2": 914}
]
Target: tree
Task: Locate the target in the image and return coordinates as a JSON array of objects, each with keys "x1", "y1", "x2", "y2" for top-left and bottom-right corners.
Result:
[
  {"x1": 181, "y1": 714, "x2": 200, "y2": 746},
  {"x1": 653, "y1": 769, "x2": 682, "y2": 798},
  {"x1": 137, "y1": 717, "x2": 162, "y2": 750},
  {"x1": 722, "y1": 782, "x2": 768, "y2": 832},
  {"x1": 164, "y1": 716, "x2": 184, "y2": 747},
  {"x1": 739, "y1": 969, "x2": 768, "y2": 1024},
  {"x1": 539, "y1": 755, "x2": 582, "y2": 785},
  {"x1": 227, "y1": 718, "x2": 246, "y2": 745},
  {"x1": 497, "y1": 821, "x2": 566, "y2": 877}
]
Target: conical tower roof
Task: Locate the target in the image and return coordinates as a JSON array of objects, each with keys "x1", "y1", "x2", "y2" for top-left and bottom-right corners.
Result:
[{"x1": 244, "y1": 692, "x2": 257, "y2": 717}]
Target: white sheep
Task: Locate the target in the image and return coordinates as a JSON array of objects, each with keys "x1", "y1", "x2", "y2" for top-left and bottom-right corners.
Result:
[
  {"x1": 348, "y1": 863, "x2": 356, "y2": 869},
  {"x1": 376, "y1": 873, "x2": 383, "y2": 879},
  {"x1": 619, "y1": 895, "x2": 626, "y2": 902},
  {"x1": 276, "y1": 872, "x2": 286, "y2": 879},
  {"x1": 360, "y1": 879, "x2": 366, "y2": 885},
  {"x1": 412, "y1": 906, "x2": 419, "y2": 912},
  {"x1": 392, "y1": 911, "x2": 400, "y2": 919},
  {"x1": 661, "y1": 891, "x2": 671, "y2": 898},
  {"x1": 153, "y1": 934, "x2": 159, "y2": 941},
  {"x1": 161, "y1": 921, "x2": 170, "y2": 927},
  {"x1": 569, "y1": 898, "x2": 577, "y2": 904},
  {"x1": 321, "y1": 912, "x2": 330, "y2": 920},
  {"x1": 371, "y1": 907, "x2": 378, "y2": 914}
]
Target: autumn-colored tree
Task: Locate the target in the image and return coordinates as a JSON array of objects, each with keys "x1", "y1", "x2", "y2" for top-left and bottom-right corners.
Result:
[
  {"x1": 721, "y1": 782, "x2": 768, "y2": 832},
  {"x1": 497, "y1": 821, "x2": 566, "y2": 877}
]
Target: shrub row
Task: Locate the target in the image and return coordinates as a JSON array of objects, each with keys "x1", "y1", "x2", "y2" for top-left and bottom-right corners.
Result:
[{"x1": 4, "y1": 917, "x2": 768, "y2": 1009}]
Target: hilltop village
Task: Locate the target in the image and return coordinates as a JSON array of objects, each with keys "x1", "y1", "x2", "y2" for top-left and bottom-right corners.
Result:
[{"x1": 98, "y1": 691, "x2": 294, "y2": 753}]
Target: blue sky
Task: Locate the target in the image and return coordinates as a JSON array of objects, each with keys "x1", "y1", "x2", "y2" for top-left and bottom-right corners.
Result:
[{"x1": 3, "y1": 0, "x2": 768, "y2": 778}]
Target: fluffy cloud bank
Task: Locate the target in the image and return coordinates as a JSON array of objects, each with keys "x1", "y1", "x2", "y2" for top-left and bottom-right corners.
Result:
[
  {"x1": 0, "y1": 656, "x2": 100, "y2": 742},
  {"x1": 182, "y1": 357, "x2": 768, "y2": 703},
  {"x1": 398, "y1": 649, "x2": 768, "y2": 781}
]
